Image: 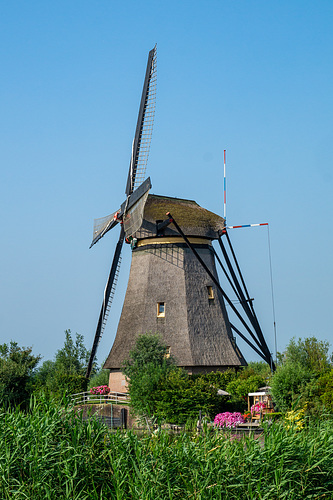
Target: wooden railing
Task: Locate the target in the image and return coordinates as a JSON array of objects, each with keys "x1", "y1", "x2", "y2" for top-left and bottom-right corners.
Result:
[{"x1": 71, "y1": 391, "x2": 129, "y2": 406}]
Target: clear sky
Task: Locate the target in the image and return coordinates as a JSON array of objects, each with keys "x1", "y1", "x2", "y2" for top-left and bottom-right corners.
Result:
[{"x1": 1, "y1": 1, "x2": 332, "y2": 366}]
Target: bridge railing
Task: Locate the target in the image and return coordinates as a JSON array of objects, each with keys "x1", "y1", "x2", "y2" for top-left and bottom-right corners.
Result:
[{"x1": 71, "y1": 390, "x2": 129, "y2": 406}]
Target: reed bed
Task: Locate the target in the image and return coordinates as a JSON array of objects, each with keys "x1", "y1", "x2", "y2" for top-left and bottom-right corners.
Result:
[{"x1": 0, "y1": 397, "x2": 332, "y2": 499}]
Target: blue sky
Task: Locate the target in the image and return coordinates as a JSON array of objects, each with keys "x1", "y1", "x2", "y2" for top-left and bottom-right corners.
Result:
[{"x1": 1, "y1": 1, "x2": 332, "y2": 366}]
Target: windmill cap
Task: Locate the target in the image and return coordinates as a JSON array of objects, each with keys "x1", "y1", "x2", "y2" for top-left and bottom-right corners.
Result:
[{"x1": 133, "y1": 194, "x2": 225, "y2": 240}]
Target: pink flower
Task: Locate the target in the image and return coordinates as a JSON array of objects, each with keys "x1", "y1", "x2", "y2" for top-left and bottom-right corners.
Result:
[
  {"x1": 250, "y1": 402, "x2": 266, "y2": 415},
  {"x1": 89, "y1": 385, "x2": 110, "y2": 395},
  {"x1": 214, "y1": 412, "x2": 245, "y2": 428}
]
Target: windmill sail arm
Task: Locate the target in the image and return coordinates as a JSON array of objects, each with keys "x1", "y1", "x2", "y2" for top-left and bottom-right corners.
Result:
[
  {"x1": 86, "y1": 228, "x2": 124, "y2": 378},
  {"x1": 125, "y1": 46, "x2": 157, "y2": 195},
  {"x1": 90, "y1": 211, "x2": 121, "y2": 248}
]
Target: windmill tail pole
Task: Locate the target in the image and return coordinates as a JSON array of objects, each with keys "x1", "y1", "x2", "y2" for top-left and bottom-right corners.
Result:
[{"x1": 223, "y1": 149, "x2": 226, "y2": 221}]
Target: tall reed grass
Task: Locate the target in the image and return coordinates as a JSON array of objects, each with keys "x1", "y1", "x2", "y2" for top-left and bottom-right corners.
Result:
[{"x1": 1, "y1": 396, "x2": 332, "y2": 499}]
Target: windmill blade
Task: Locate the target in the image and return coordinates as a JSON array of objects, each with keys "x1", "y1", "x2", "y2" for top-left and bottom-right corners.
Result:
[
  {"x1": 90, "y1": 209, "x2": 121, "y2": 248},
  {"x1": 86, "y1": 227, "x2": 124, "y2": 378},
  {"x1": 90, "y1": 177, "x2": 152, "y2": 248},
  {"x1": 125, "y1": 46, "x2": 157, "y2": 196},
  {"x1": 123, "y1": 189, "x2": 150, "y2": 238}
]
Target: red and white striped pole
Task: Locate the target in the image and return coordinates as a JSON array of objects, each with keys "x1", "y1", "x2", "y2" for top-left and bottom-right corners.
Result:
[{"x1": 223, "y1": 149, "x2": 226, "y2": 221}]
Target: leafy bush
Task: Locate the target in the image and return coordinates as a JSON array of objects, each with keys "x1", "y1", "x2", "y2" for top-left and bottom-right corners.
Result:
[
  {"x1": 270, "y1": 361, "x2": 313, "y2": 412},
  {"x1": 226, "y1": 374, "x2": 266, "y2": 405},
  {"x1": 155, "y1": 368, "x2": 225, "y2": 424},
  {"x1": 200, "y1": 368, "x2": 237, "y2": 388},
  {"x1": 319, "y1": 369, "x2": 333, "y2": 411},
  {"x1": 0, "y1": 341, "x2": 41, "y2": 408},
  {"x1": 270, "y1": 336, "x2": 333, "y2": 414}
]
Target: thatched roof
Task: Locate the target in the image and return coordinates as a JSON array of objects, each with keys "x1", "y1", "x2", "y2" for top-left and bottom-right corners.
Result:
[{"x1": 134, "y1": 194, "x2": 225, "y2": 240}]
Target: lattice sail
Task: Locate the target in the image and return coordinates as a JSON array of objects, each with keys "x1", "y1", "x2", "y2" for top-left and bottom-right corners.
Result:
[
  {"x1": 123, "y1": 190, "x2": 149, "y2": 238},
  {"x1": 91, "y1": 210, "x2": 120, "y2": 247},
  {"x1": 127, "y1": 47, "x2": 157, "y2": 195}
]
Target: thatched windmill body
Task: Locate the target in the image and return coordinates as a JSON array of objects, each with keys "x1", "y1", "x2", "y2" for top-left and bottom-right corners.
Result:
[{"x1": 86, "y1": 47, "x2": 275, "y2": 390}]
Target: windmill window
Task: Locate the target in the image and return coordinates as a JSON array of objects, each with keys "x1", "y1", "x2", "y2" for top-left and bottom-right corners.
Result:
[
  {"x1": 157, "y1": 302, "x2": 165, "y2": 317},
  {"x1": 165, "y1": 346, "x2": 171, "y2": 358},
  {"x1": 207, "y1": 286, "x2": 214, "y2": 300}
]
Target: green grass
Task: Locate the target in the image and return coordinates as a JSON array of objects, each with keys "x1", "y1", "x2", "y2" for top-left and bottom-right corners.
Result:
[{"x1": 0, "y1": 396, "x2": 332, "y2": 499}]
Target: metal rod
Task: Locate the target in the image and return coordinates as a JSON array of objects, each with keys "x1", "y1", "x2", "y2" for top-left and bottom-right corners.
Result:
[
  {"x1": 227, "y1": 223, "x2": 268, "y2": 229},
  {"x1": 218, "y1": 235, "x2": 266, "y2": 351},
  {"x1": 223, "y1": 231, "x2": 275, "y2": 370},
  {"x1": 230, "y1": 323, "x2": 267, "y2": 362},
  {"x1": 166, "y1": 212, "x2": 265, "y2": 355},
  {"x1": 219, "y1": 233, "x2": 275, "y2": 368}
]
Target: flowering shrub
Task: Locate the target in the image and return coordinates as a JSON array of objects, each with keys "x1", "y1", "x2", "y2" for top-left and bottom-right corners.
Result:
[
  {"x1": 214, "y1": 412, "x2": 245, "y2": 428},
  {"x1": 251, "y1": 401, "x2": 266, "y2": 415},
  {"x1": 285, "y1": 405, "x2": 306, "y2": 430},
  {"x1": 90, "y1": 385, "x2": 110, "y2": 395}
]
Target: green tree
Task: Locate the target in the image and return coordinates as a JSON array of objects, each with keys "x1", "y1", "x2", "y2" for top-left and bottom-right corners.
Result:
[
  {"x1": 35, "y1": 330, "x2": 91, "y2": 396},
  {"x1": 122, "y1": 333, "x2": 175, "y2": 419},
  {"x1": 122, "y1": 333, "x2": 174, "y2": 379},
  {"x1": 0, "y1": 341, "x2": 41, "y2": 407},
  {"x1": 270, "y1": 362, "x2": 313, "y2": 412},
  {"x1": 270, "y1": 336, "x2": 332, "y2": 413},
  {"x1": 282, "y1": 337, "x2": 331, "y2": 375}
]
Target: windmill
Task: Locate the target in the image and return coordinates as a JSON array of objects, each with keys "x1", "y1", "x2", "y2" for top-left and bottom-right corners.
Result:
[{"x1": 86, "y1": 47, "x2": 275, "y2": 387}]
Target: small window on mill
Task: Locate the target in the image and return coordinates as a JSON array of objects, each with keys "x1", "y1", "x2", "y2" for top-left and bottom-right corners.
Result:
[
  {"x1": 207, "y1": 286, "x2": 214, "y2": 300},
  {"x1": 165, "y1": 346, "x2": 171, "y2": 358},
  {"x1": 157, "y1": 302, "x2": 165, "y2": 317}
]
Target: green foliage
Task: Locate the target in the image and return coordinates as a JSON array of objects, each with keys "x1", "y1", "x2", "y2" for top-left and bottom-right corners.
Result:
[
  {"x1": 53, "y1": 329, "x2": 90, "y2": 375},
  {"x1": 220, "y1": 364, "x2": 267, "y2": 408},
  {"x1": 270, "y1": 336, "x2": 332, "y2": 413},
  {"x1": 226, "y1": 374, "x2": 266, "y2": 405},
  {"x1": 282, "y1": 336, "x2": 331, "y2": 375},
  {"x1": 0, "y1": 341, "x2": 41, "y2": 408},
  {"x1": 245, "y1": 361, "x2": 271, "y2": 379},
  {"x1": 318, "y1": 369, "x2": 333, "y2": 411},
  {"x1": 270, "y1": 362, "x2": 313, "y2": 412},
  {"x1": 129, "y1": 360, "x2": 172, "y2": 418},
  {"x1": 200, "y1": 368, "x2": 237, "y2": 389},
  {"x1": 122, "y1": 333, "x2": 176, "y2": 419},
  {"x1": 155, "y1": 368, "x2": 225, "y2": 424},
  {"x1": 1, "y1": 397, "x2": 333, "y2": 499},
  {"x1": 122, "y1": 332, "x2": 174, "y2": 379},
  {"x1": 34, "y1": 330, "x2": 91, "y2": 396},
  {"x1": 87, "y1": 364, "x2": 110, "y2": 390}
]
